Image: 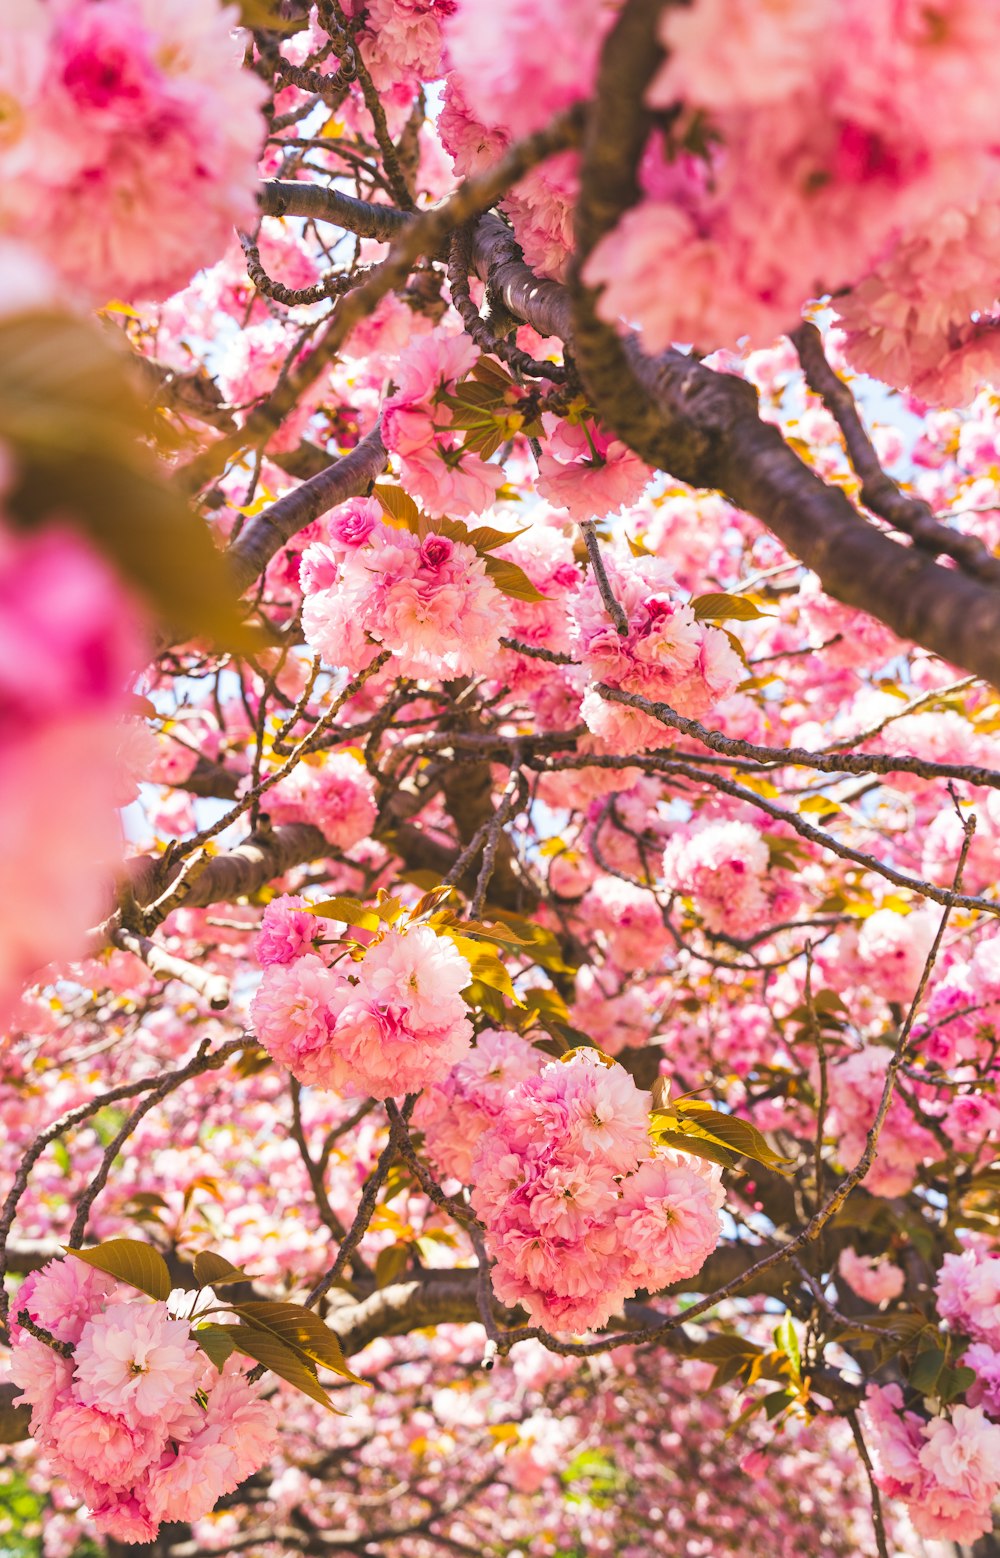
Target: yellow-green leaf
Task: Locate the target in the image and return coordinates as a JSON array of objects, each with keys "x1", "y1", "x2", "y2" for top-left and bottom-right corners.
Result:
[
  {"x1": 691, "y1": 592, "x2": 767, "y2": 622},
  {"x1": 65, "y1": 1239, "x2": 171, "y2": 1301},
  {"x1": 482, "y1": 555, "x2": 546, "y2": 602},
  {"x1": 448, "y1": 933, "x2": 519, "y2": 1002},
  {"x1": 666, "y1": 1102, "x2": 794, "y2": 1171},
  {"x1": 306, "y1": 896, "x2": 381, "y2": 932},
  {"x1": 374, "y1": 483, "x2": 421, "y2": 531}
]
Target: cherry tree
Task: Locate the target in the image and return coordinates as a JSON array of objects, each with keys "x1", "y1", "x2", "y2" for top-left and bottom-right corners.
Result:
[{"x1": 4, "y1": 2, "x2": 1000, "y2": 1555}]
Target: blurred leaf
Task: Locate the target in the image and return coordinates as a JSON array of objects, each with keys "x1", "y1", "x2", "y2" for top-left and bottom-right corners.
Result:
[
  {"x1": 374, "y1": 1242, "x2": 411, "y2": 1289},
  {"x1": 65, "y1": 1239, "x2": 171, "y2": 1301},
  {"x1": 773, "y1": 1314, "x2": 801, "y2": 1382},
  {"x1": 233, "y1": 0, "x2": 302, "y2": 31},
  {"x1": 0, "y1": 1390, "x2": 31, "y2": 1445},
  {"x1": 0, "y1": 312, "x2": 251, "y2": 646}
]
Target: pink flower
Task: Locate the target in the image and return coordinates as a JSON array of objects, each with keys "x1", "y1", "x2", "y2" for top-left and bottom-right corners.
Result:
[
  {"x1": 11, "y1": 1258, "x2": 120, "y2": 1346},
  {"x1": 73, "y1": 1301, "x2": 203, "y2": 1427},
  {"x1": 536, "y1": 420, "x2": 650, "y2": 522},
  {"x1": 414, "y1": 1028, "x2": 544, "y2": 1182},
  {"x1": 0, "y1": 0, "x2": 267, "y2": 300},
  {"x1": 47, "y1": 1399, "x2": 161, "y2": 1489},
  {"x1": 936, "y1": 1248, "x2": 1000, "y2": 1348},
  {"x1": 661, "y1": 821, "x2": 777, "y2": 938},
  {"x1": 837, "y1": 1247, "x2": 906, "y2": 1306},
  {"x1": 616, "y1": 1153, "x2": 724, "y2": 1289},
  {"x1": 256, "y1": 895, "x2": 322, "y2": 967},
  {"x1": 250, "y1": 955, "x2": 342, "y2": 1087}
]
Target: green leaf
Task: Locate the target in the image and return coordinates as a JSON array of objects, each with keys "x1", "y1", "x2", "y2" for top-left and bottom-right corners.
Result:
[
  {"x1": 305, "y1": 896, "x2": 381, "y2": 932},
  {"x1": 0, "y1": 313, "x2": 252, "y2": 648},
  {"x1": 229, "y1": 1301, "x2": 367, "y2": 1384},
  {"x1": 374, "y1": 1243, "x2": 411, "y2": 1289},
  {"x1": 464, "y1": 524, "x2": 529, "y2": 554},
  {"x1": 218, "y1": 1324, "x2": 342, "y2": 1411},
  {"x1": 193, "y1": 1251, "x2": 253, "y2": 1288},
  {"x1": 691, "y1": 592, "x2": 767, "y2": 622},
  {"x1": 938, "y1": 1363, "x2": 977, "y2": 1404},
  {"x1": 482, "y1": 555, "x2": 546, "y2": 602},
  {"x1": 194, "y1": 1324, "x2": 237, "y2": 1370},
  {"x1": 65, "y1": 1239, "x2": 171, "y2": 1301},
  {"x1": 908, "y1": 1345, "x2": 946, "y2": 1397}
]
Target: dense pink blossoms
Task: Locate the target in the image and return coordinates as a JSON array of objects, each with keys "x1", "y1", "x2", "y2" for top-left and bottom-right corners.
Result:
[
  {"x1": 470, "y1": 1051, "x2": 724, "y2": 1333},
  {"x1": 381, "y1": 334, "x2": 504, "y2": 517},
  {"x1": 661, "y1": 820, "x2": 802, "y2": 939},
  {"x1": 0, "y1": 0, "x2": 266, "y2": 300},
  {"x1": 7, "y1": 1257, "x2": 277, "y2": 1541},
  {"x1": 415, "y1": 1027, "x2": 544, "y2": 1183},
  {"x1": 936, "y1": 1247, "x2": 1000, "y2": 1349},
  {"x1": 302, "y1": 509, "x2": 510, "y2": 680},
  {"x1": 251, "y1": 923, "x2": 474, "y2": 1099},
  {"x1": 569, "y1": 551, "x2": 742, "y2": 754},
  {"x1": 865, "y1": 1384, "x2": 1000, "y2": 1544}
]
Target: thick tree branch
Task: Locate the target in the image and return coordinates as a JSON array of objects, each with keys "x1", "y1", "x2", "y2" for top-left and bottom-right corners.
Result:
[{"x1": 227, "y1": 423, "x2": 387, "y2": 594}]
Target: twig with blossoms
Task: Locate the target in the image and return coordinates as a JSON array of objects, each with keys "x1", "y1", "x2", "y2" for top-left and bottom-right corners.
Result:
[
  {"x1": 180, "y1": 104, "x2": 586, "y2": 494},
  {"x1": 166, "y1": 650, "x2": 391, "y2": 863}
]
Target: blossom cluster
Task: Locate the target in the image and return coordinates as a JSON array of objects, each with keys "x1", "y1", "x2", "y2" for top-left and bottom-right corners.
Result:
[
  {"x1": 470, "y1": 1049, "x2": 724, "y2": 1333},
  {"x1": 661, "y1": 819, "x2": 802, "y2": 939},
  {"x1": 415, "y1": 1027, "x2": 544, "y2": 1183},
  {"x1": 251, "y1": 910, "x2": 474, "y2": 1098},
  {"x1": 301, "y1": 501, "x2": 510, "y2": 681},
  {"x1": 260, "y1": 750, "x2": 378, "y2": 851},
  {"x1": 864, "y1": 1384, "x2": 1000, "y2": 1544},
  {"x1": 382, "y1": 334, "x2": 503, "y2": 517},
  {"x1": 7, "y1": 1258, "x2": 276, "y2": 1542},
  {"x1": 569, "y1": 551, "x2": 743, "y2": 753},
  {"x1": 0, "y1": 0, "x2": 266, "y2": 301},
  {"x1": 563, "y1": 0, "x2": 1000, "y2": 403}
]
